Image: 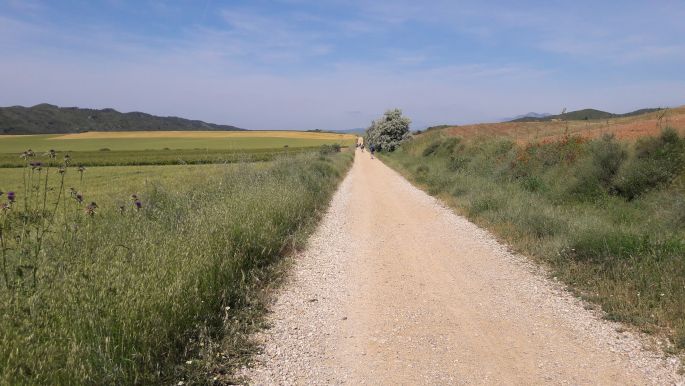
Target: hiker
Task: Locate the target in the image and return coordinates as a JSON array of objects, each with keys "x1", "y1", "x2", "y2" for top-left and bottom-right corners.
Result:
[{"x1": 370, "y1": 145, "x2": 375, "y2": 159}]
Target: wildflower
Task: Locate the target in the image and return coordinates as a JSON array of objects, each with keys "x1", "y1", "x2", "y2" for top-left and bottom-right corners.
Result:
[
  {"x1": 20, "y1": 149, "x2": 35, "y2": 159},
  {"x1": 130, "y1": 194, "x2": 138, "y2": 201},
  {"x1": 57, "y1": 166, "x2": 66, "y2": 174},
  {"x1": 46, "y1": 149, "x2": 57, "y2": 159},
  {"x1": 74, "y1": 193, "x2": 83, "y2": 204},
  {"x1": 63, "y1": 153, "x2": 71, "y2": 165},
  {"x1": 77, "y1": 165, "x2": 86, "y2": 174},
  {"x1": 0, "y1": 203, "x2": 10, "y2": 212},
  {"x1": 84, "y1": 202, "x2": 98, "y2": 216},
  {"x1": 7, "y1": 191, "x2": 15, "y2": 203},
  {"x1": 134, "y1": 200, "x2": 142, "y2": 210}
]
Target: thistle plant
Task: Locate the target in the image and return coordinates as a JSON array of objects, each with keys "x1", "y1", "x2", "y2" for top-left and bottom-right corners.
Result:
[{"x1": 0, "y1": 149, "x2": 78, "y2": 290}]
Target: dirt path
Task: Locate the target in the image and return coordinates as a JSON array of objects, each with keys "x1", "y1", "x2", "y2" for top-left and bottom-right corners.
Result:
[{"x1": 242, "y1": 149, "x2": 683, "y2": 385}]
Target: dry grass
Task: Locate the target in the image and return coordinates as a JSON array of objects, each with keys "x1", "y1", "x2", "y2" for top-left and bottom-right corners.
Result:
[{"x1": 439, "y1": 106, "x2": 685, "y2": 144}]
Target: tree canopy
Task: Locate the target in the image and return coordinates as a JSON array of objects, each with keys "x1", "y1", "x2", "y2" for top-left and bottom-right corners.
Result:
[{"x1": 365, "y1": 109, "x2": 411, "y2": 152}]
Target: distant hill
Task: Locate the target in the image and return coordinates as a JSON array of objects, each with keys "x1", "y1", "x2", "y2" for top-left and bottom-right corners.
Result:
[
  {"x1": 501, "y1": 112, "x2": 551, "y2": 122},
  {"x1": 510, "y1": 108, "x2": 664, "y2": 122},
  {"x1": 0, "y1": 104, "x2": 245, "y2": 134},
  {"x1": 334, "y1": 128, "x2": 365, "y2": 135}
]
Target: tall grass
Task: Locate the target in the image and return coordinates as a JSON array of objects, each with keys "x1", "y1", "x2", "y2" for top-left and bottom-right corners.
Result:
[
  {"x1": 0, "y1": 150, "x2": 352, "y2": 384},
  {"x1": 382, "y1": 129, "x2": 685, "y2": 351}
]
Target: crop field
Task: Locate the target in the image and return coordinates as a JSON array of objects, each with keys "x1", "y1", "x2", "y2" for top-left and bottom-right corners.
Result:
[
  {"x1": 0, "y1": 131, "x2": 355, "y2": 153},
  {"x1": 0, "y1": 163, "x2": 247, "y2": 202},
  {"x1": 0, "y1": 143, "x2": 354, "y2": 384}
]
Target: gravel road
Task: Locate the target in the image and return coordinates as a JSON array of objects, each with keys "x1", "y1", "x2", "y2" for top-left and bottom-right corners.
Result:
[{"x1": 241, "y1": 149, "x2": 684, "y2": 385}]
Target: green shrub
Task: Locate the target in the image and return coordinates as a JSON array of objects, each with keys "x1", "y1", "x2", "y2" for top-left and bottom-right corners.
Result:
[
  {"x1": 613, "y1": 128, "x2": 685, "y2": 199},
  {"x1": 422, "y1": 141, "x2": 441, "y2": 157},
  {"x1": 438, "y1": 137, "x2": 461, "y2": 155},
  {"x1": 592, "y1": 134, "x2": 627, "y2": 186},
  {"x1": 318, "y1": 143, "x2": 341, "y2": 155},
  {"x1": 567, "y1": 134, "x2": 626, "y2": 199}
]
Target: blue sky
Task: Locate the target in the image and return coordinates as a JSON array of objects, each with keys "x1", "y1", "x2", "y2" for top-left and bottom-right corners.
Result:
[{"x1": 1, "y1": 0, "x2": 684, "y2": 130}]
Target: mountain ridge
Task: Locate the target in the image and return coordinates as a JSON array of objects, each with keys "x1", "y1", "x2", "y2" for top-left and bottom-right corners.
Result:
[
  {"x1": 0, "y1": 104, "x2": 245, "y2": 134},
  {"x1": 510, "y1": 107, "x2": 664, "y2": 122}
]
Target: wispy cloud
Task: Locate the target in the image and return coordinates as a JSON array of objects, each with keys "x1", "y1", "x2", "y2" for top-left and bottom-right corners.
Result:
[{"x1": 1, "y1": 0, "x2": 684, "y2": 130}]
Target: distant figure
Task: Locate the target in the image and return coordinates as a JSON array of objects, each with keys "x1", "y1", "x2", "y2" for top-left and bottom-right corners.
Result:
[{"x1": 370, "y1": 145, "x2": 375, "y2": 159}]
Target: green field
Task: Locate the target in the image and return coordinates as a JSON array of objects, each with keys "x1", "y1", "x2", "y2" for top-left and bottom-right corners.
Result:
[
  {"x1": 0, "y1": 131, "x2": 355, "y2": 168},
  {"x1": 0, "y1": 147, "x2": 315, "y2": 168},
  {"x1": 0, "y1": 132, "x2": 354, "y2": 153},
  {"x1": 0, "y1": 163, "x2": 249, "y2": 203}
]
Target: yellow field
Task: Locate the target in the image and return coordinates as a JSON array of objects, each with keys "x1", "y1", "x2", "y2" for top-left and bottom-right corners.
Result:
[{"x1": 51, "y1": 130, "x2": 355, "y2": 141}]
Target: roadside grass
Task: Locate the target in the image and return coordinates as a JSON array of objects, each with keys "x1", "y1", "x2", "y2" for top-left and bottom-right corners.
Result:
[
  {"x1": 381, "y1": 129, "x2": 685, "y2": 351},
  {"x1": 0, "y1": 150, "x2": 353, "y2": 384}
]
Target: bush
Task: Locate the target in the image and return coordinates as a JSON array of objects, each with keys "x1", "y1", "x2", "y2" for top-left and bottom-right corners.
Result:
[
  {"x1": 422, "y1": 141, "x2": 440, "y2": 157},
  {"x1": 613, "y1": 128, "x2": 685, "y2": 199},
  {"x1": 592, "y1": 134, "x2": 627, "y2": 187},
  {"x1": 568, "y1": 134, "x2": 626, "y2": 199},
  {"x1": 318, "y1": 143, "x2": 341, "y2": 155},
  {"x1": 438, "y1": 137, "x2": 461, "y2": 155}
]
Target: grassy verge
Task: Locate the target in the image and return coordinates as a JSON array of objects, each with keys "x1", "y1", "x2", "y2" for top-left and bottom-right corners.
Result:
[
  {"x1": 0, "y1": 150, "x2": 353, "y2": 384},
  {"x1": 381, "y1": 129, "x2": 685, "y2": 352}
]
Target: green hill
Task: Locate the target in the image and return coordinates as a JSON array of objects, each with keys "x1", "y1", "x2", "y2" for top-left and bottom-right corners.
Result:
[
  {"x1": 510, "y1": 107, "x2": 663, "y2": 122},
  {"x1": 0, "y1": 104, "x2": 245, "y2": 134}
]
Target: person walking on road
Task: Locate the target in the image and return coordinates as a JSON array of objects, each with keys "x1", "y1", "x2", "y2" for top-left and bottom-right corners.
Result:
[{"x1": 370, "y1": 145, "x2": 375, "y2": 159}]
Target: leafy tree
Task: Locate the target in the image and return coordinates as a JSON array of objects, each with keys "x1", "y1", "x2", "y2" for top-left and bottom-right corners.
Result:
[{"x1": 365, "y1": 109, "x2": 411, "y2": 151}]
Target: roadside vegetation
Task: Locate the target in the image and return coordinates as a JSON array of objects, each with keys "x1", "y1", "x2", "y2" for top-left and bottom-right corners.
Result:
[
  {"x1": 381, "y1": 128, "x2": 685, "y2": 351},
  {"x1": 0, "y1": 146, "x2": 352, "y2": 384}
]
